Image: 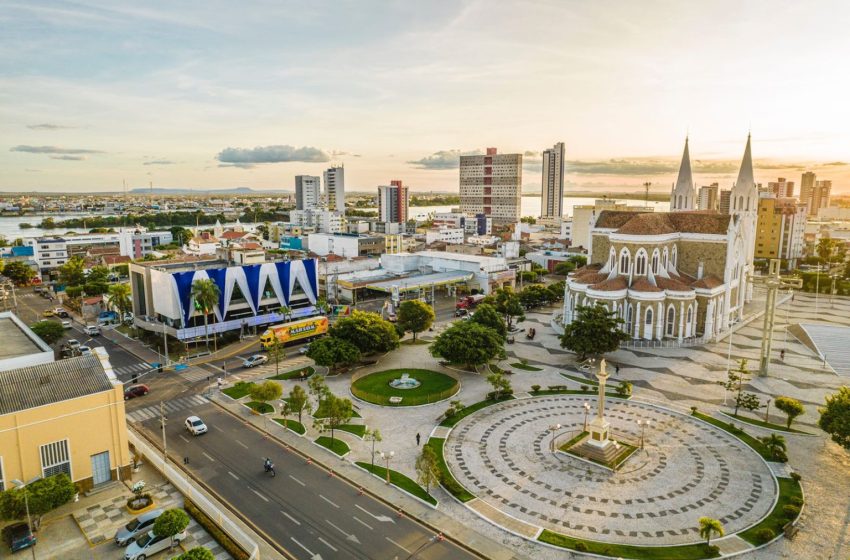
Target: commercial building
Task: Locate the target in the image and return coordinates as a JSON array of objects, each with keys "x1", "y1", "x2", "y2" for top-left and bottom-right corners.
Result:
[
  {"x1": 0, "y1": 313, "x2": 130, "y2": 492},
  {"x1": 377, "y1": 180, "x2": 408, "y2": 223},
  {"x1": 382, "y1": 251, "x2": 515, "y2": 294},
  {"x1": 129, "y1": 257, "x2": 320, "y2": 341},
  {"x1": 767, "y1": 177, "x2": 795, "y2": 198},
  {"x1": 306, "y1": 233, "x2": 385, "y2": 258},
  {"x1": 295, "y1": 175, "x2": 321, "y2": 210},
  {"x1": 541, "y1": 142, "x2": 565, "y2": 219},
  {"x1": 433, "y1": 212, "x2": 491, "y2": 235},
  {"x1": 571, "y1": 200, "x2": 652, "y2": 251},
  {"x1": 324, "y1": 167, "x2": 345, "y2": 215},
  {"x1": 698, "y1": 184, "x2": 719, "y2": 211},
  {"x1": 289, "y1": 208, "x2": 345, "y2": 234},
  {"x1": 425, "y1": 227, "x2": 465, "y2": 245},
  {"x1": 719, "y1": 189, "x2": 732, "y2": 214},
  {"x1": 117, "y1": 227, "x2": 173, "y2": 260},
  {"x1": 460, "y1": 147, "x2": 523, "y2": 224},
  {"x1": 755, "y1": 193, "x2": 807, "y2": 268}
]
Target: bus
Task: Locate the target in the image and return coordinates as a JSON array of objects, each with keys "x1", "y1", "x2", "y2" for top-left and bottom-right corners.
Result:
[{"x1": 259, "y1": 316, "x2": 329, "y2": 350}]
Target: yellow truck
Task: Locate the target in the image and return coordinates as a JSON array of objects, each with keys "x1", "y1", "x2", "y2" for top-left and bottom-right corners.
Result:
[{"x1": 260, "y1": 316, "x2": 329, "y2": 349}]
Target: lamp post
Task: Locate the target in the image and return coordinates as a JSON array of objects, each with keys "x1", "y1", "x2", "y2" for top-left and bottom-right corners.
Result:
[
  {"x1": 548, "y1": 423, "x2": 561, "y2": 452},
  {"x1": 582, "y1": 402, "x2": 591, "y2": 431},
  {"x1": 12, "y1": 476, "x2": 40, "y2": 560},
  {"x1": 380, "y1": 451, "x2": 394, "y2": 484},
  {"x1": 637, "y1": 419, "x2": 651, "y2": 450},
  {"x1": 830, "y1": 274, "x2": 839, "y2": 307}
]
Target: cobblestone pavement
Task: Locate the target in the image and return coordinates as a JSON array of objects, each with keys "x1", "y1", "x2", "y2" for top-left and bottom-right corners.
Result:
[{"x1": 445, "y1": 396, "x2": 775, "y2": 546}]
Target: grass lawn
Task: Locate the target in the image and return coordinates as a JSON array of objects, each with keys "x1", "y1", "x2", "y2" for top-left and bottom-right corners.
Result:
[
  {"x1": 351, "y1": 369, "x2": 459, "y2": 406},
  {"x1": 719, "y1": 411, "x2": 810, "y2": 434},
  {"x1": 337, "y1": 424, "x2": 366, "y2": 438},
  {"x1": 511, "y1": 362, "x2": 543, "y2": 371},
  {"x1": 267, "y1": 366, "x2": 315, "y2": 381},
  {"x1": 355, "y1": 462, "x2": 437, "y2": 506},
  {"x1": 439, "y1": 395, "x2": 514, "y2": 428},
  {"x1": 401, "y1": 339, "x2": 430, "y2": 345},
  {"x1": 692, "y1": 411, "x2": 780, "y2": 461},
  {"x1": 222, "y1": 381, "x2": 255, "y2": 399},
  {"x1": 538, "y1": 530, "x2": 720, "y2": 559},
  {"x1": 274, "y1": 418, "x2": 306, "y2": 435},
  {"x1": 314, "y1": 401, "x2": 362, "y2": 419},
  {"x1": 315, "y1": 436, "x2": 350, "y2": 456},
  {"x1": 245, "y1": 401, "x2": 273, "y2": 414},
  {"x1": 739, "y1": 478, "x2": 803, "y2": 545},
  {"x1": 561, "y1": 373, "x2": 599, "y2": 385},
  {"x1": 427, "y1": 438, "x2": 475, "y2": 502},
  {"x1": 558, "y1": 431, "x2": 588, "y2": 450}
]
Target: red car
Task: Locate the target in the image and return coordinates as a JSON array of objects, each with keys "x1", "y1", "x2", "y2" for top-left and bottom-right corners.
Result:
[{"x1": 124, "y1": 384, "x2": 149, "y2": 400}]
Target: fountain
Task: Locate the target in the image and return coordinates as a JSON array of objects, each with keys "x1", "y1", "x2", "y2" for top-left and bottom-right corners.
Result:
[{"x1": 389, "y1": 373, "x2": 421, "y2": 389}]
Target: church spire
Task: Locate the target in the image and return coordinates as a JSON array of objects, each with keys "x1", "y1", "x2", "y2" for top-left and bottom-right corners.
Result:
[
  {"x1": 670, "y1": 136, "x2": 696, "y2": 211},
  {"x1": 735, "y1": 133, "x2": 755, "y2": 190}
]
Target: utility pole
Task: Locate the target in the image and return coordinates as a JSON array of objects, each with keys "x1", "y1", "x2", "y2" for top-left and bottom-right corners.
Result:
[
  {"x1": 748, "y1": 259, "x2": 802, "y2": 377},
  {"x1": 160, "y1": 401, "x2": 168, "y2": 465},
  {"x1": 643, "y1": 181, "x2": 651, "y2": 207}
]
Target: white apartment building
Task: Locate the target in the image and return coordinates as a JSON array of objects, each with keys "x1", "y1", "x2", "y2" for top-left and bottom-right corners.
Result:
[
  {"x1": 541, "y1": 142, "x2": 565, "y2": 219},
  {"x1": 324, "y1": 167, "x2": 345, "y2": 215},
  {"x1": 559, "y1": 219, "x2": 573, "y2": 241},
  {"x1": 289, "y1": 208, "x2": 345, "y2": 234},
  {"x1": 425, "y1": 227, "x2": 465, "y2": 245},
  {"x1": 459, "y1": 147, "x2": 522, "y2": 225},
  {"x1": 377, "y1": 180, "x2": 408, "y2": 223},
  {"x1": 117, "y1": 227, "x2": 173, "y2": 260},
  {"x1": 27, "y1": 233, "x2": 121, "y2": 276},
  {"x1": 295, "y1": 175, "x2": 321, "y2": 210},
  {"x1": 698, "y1": 184, "x2": 719, "y2": 211}
]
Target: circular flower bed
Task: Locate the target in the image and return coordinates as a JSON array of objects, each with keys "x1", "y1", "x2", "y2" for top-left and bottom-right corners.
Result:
[{"x1": 351, "y1": 369, "x2": 459, "y2": 406}]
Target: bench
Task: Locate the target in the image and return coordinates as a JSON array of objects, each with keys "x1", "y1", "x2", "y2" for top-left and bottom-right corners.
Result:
[
  {"x1": 389, "y1": 396, "x2": 403, "y2": 404},
  {"x1": 548, "y1": 385, "x2": 568, "y2": 391}
]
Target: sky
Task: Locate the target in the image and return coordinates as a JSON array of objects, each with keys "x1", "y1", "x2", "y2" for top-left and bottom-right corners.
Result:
[{"x1": 1, "y1": 0, "x2": 849, "y2": 194}]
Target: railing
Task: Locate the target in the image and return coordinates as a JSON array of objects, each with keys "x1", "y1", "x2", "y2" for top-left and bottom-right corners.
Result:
[
  {"x1": 619, "y1": 335, "x2": 708, "y2": 349},
  {"x1": 128, "y1": 430, "x2": 259, "y2": 559}
]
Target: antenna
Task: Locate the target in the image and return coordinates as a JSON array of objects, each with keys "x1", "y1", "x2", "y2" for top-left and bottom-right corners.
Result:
[{"x1": 643, "y1": 182, "x2": 651, "y2": 206}]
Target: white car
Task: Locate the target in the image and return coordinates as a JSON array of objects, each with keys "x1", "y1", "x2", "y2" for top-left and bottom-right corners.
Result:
[
  {"x1": 185, "y1": 416, "x2": 208, "y2": 436},
  {"x1": 67, "y1": 339, "x2": 81, "y2": 349},
  {"x1": 61, "y1": 320, "x2": 72, "y2": 329},
  {"x1": 123, "y1": 528, "x2": 186, "y2": 560},
  {"x1": 79, "y1": 346, "x2": 93, "y2": 356},
  {"x1": 84, "y1": 325, "x2": 100, "y2": 336},
  {"x1": 242, "y1": 354, "x2": 269, "y2": 368}
]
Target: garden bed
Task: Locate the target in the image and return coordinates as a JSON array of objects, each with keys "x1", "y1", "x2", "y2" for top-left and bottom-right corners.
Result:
[
  {"x1": 355, "y1": 462, "x2": 437, "y2": 506},
  {"x1": 274, "y1": 418, "x2": 306, "y2": 435},
  {"x1": 315, "y1": 436, "x2": 349, "y2": 456},
  {"x1": 222, "y1": 381, "x2": 254, "y2": 400},
  {"x1": 538, "y1": 530, "x2": 720, "y2": 559},
  {"x1": 426, "y1": 438, "x2": 475, "y2": 502},
  {"x1": 439, "y1": 395, "x2": 514, "y2": 428},
  {"x1": 337, "y1": 424, "x2": 366, "y2": 438},
  {"x1": 692, "y1": 411, "x2": 781, "y2": 461},
  {"x1": 351, "y1": 369, "x2": 459, "y2": 406},
  {"x1": 245, "y1": 401, "x2": 273, "y2": 414},
  {"x1": 718, "y1": 411, "x2": 810, "y2": 434},
  {"x1": 511, "y1": 362, "x2": 543, "y2": 371},
  {"x1": 739, "y1": 477, "x2": 804, "y2": 545},
  {"x1": 267, "y1": 366, "x2": 315, "y2": 381}
]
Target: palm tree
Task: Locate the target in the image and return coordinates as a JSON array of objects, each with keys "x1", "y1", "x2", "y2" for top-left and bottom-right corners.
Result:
[
  {"x1": 191, "y1": 279, "x2": 220, "y2": 352},
  {"x1": 315, "y1": 297, "x2": 329, "y2": 316},
  {"x1": 278, "y1": 305, "x2": 291, "y2": 323},
  {"x1": 760, "y1": 434, "x2": 787, "y2": 460},
  {"x1": 108, "y1": 283, "x2": 132, "y2": 320},
  {"x1": 698, "y1": 517, "x2": 724, "y2": 546}
]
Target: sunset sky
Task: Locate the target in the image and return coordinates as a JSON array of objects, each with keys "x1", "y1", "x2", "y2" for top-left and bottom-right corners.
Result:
[{"x1": 2, "y1": 0, "x2": 848, "y2": 193}]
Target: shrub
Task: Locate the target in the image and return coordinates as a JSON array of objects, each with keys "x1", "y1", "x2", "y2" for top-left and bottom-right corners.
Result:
[
  {"x1": 782, "y1": 504, "x2": 801, "y2": 520},
  {"x1": 580, "y1": 384, "x2": 588, "y2": 392},
  {"x1": 708, "y1": 545, "x2": 720, "y2": 556},
  {"x1": 615, "y1": 380, "x2": 632, "y2": 397},
  {"x1": 486, "y1": 389, "x2": 513, "y2": 400},
  {"x1": 531, "y1": 384, "x2": 541, "y2": 393},
  {"x1": 574, "y1": 542, "x2": 588, "y2": 552},
  {"x1": 789, "y1": 496, "x2": 804, "y2": 507},
  {"x1": 184, "y1": 499, "x2": 249, "y2": 560},
  {"x1": 691, "y1": 406, "x2": 698, "y2": 415},
  {"x1": 753, "y1": 527, "x2": 776, "y2": 543},
  {"x1": 790, "y1": 472, "x2": 802, "y2": 482}
]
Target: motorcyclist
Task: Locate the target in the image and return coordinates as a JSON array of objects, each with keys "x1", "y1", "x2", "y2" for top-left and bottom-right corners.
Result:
[{"x1": 263, "y1": 457, "x2": 275, "y2": 476}]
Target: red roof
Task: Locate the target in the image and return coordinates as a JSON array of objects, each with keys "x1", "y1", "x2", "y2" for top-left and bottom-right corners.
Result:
[
  {"x1": 630, "y1": 277, "x2": 663, "y2": 292},
  {"x1": 691, "y1": 275, "x2": 724, "y2": 289},
  {"x1": 103, "y1": 255, "x2": 131, "y2": 265},
  {"x1": 590, "y1": 276, "x2": 628, "y2": 291},
  {"x1": 221, "y1": 231, "x2": 247, "y2": 240},
  {"x1": 82, "y1": 296, "x2": 102, "y2": 305}
]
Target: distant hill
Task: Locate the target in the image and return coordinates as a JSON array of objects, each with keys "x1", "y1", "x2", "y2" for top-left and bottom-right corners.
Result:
[{"x1": 128, "y1": 187, "x2": 260, "y2": 195}]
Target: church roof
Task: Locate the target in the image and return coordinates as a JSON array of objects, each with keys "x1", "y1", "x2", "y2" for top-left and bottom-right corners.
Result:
[
  {"x1": 573, "y1": 272, "x2": 608, "y2": 285},
  {"x1": 654, "y1": 276, "x2": 692, "y2": 291},
  {"x1": 630, "y1": 277, "x2": 663, "y2": 292},
  {"x1": 595, "y1": 211, "x2": 730, "y2": 236},
  {"x1": 590, "y1": 276, "x2": 628, "y2": 291},
  {"x1": 673, "y1": 137, "x2": 695, "y2": 197},
  {"x1": 735, "y1": 133, "x2": 755, "y2": 190},
  {"x1": 691, "y1": 275, "x2": 724, "y2": 289}
]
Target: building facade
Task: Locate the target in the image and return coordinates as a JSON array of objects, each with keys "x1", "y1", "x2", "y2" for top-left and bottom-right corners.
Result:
[
  {"x1": 670, "y1": 138, "x2": 696, "y2": 211},
  {"x1": 800, "y1": 171, "x2": 816, "y2": 214},
  {"x1": 307, "y1": 233, "x2": 385, "y2": 258},
  {"x1": 459, "y1": 147, "x2": 522, "y2": 224},
  {"x1": 324, "y1": 166, "x2": 345, "y2": 215},
  {"x1": 755, "y1": 194, "x2": 807, "y2": 268},
  {"x1": 117, "y1": 227, "x2": 173, "y2": 260},
  {"x1": 377, "y1": 180, "x2": 408, "y2": 223},
  {"x1": 541, "y1": 142, "x2": 565, "y2": 219},
  {"x1": 812, "y1": 180, "x2": 832, "y2": 217},
  {"x1": 767, "y1": 177, "x2": 795, "y2": 198},
  {"x1": 698, "y1": 184, "x2": 719, "y2": 211},
  {"x1": 295, "y1": 175, "x2": 321, "y2": 210}
]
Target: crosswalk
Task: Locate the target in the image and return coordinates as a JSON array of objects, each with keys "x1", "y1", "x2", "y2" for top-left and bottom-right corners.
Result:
[
  {"x1": 115, "y1": 362, "x2": 217, "y2": 383},
  {"x1": 226, "y1": 356, "x2": 313, "y2": 381},
  {"x1": 126, "y1": 394, "x2": 210, "y2": 423},
  {"x1": 115, "y1": 363, "x2": 153, "y2": 378}
]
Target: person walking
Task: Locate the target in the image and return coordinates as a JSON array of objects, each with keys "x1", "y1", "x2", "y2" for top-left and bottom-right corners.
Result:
[
  {"x1": 615, "y1": 364, "x2": 620, "y2": 375},
  {"x1": 415, "y1": 433, "x2": 421, "y2": 446}
]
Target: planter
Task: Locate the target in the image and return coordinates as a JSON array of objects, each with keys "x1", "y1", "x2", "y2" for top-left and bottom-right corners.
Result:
[{"x1": 126, "y1": 495, "x2": 155, "y2": 514}]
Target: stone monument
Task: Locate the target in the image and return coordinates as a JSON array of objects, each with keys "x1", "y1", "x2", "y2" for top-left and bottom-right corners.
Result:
[{"x1": 579, "y1": 359, "x2": 621, "y2": 464}]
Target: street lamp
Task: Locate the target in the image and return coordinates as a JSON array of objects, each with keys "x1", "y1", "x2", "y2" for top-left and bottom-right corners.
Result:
[
  {"x1": 637, "y1": 419, "x2": 651, "y2": 450},
  {"x1": 582, "y1": 402, "x2": 591, "y2": 431},
  {"x1": 548, "y1": 423, "x2": 561, "y2": 452},
  {"x1": 12, "y1": 476, "x2": 39, "y2": 560},
  {"x1": 830, "y1": 274, "x2": 839, "y2": 307},
  {"x1": 380, "y1": 451, "x2": 394, "y2": 484}
]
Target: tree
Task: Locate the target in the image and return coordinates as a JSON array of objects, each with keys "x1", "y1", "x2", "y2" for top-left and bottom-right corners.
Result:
[
  {"x1": 315, "y1": 297, "x2": 330, "y2": 315},
  {"x1": 816, "y1": 237, "x2": 839, "y2": 265},
  {"x1": 289, "y1": 385, "x2": 309, "y2": 424},
  {"x1": 559, "y1": 303, "x2": 628, "y2": 360},
  {"x1": 0, "y1": 473, "x2": 76, "y2": 528},
  {"x1": 568, "y1": 255, "x2": 588, "y2": 267},
  {"x1": 818, "y1": 386, "x2": 850, "y2": 450},
  {"x1": 318, "y1": 394, "x2": 353, "y2": 444},
  {"x1": 397, "y1": 299, "x2": 435, "y2": 341},
  {"x1": 494, "y1": 288, "x2": 525, "y2": 328},
  {"x1": 486, "y1": 371, "x2": 512, "y2": 399},
  {"x1": 736, "y1": 392, "x2": 761, "y2": 415},
  {"x1": 306, "y1": 336, "x2": 361, "y2": 371},
  {"x1": 329, "y1": 310, "x2": 399, "y2": 354},
  {"x1": 278, "y1": 304, "x2": 292, "y2": 322},
  {"x1": 547, "y1": 281, "x2": 565, "y2": 303},
  {"x1": 249, "y1": 380, "x2": 283, "y2": 408},
  {"x1": 267, "y1": 337, "x2": 287, "y2": 376},
  {"x1": 169, "y1": 226, "x2": 193, "y2": 246},
  {"x1": 2, "y1": 261, "x2": 35, "y2": 285},
  {"x1": 520, "y1": 270, "x2": 540, "y2": 284},
  {"x1": 698, "y1": 517, "x2": 724, "y2": 546},
  {"x1": 176, "y1": 547, "x2": 216, "y2": 560},
  {"x1": 520, "y1": 216, "x2": 536, "y2": 224},
  {"x1": 58, "y1": 256, "x2": 86, "y2": 287},
  {"x1": 430, "y1": 321, "x2": 505, "y2": 369},
  {"x1": 307, "y1": 374, "x2": 330, "y2": 410},
  {"x1": 775, "y1": 396, "x2": 805, "y2": 429},
  {"x1": 519, "y1": 285, "x2": 550, "y2": 309},
  {"x1": 29, "y1": 320, "x2": 65, "y2": 345},
  {"x1": 153, "y1": 508, "x2": 190, "y2": 545},
  {"x1": 108, "y1": 283, "x2": 132, "y2": 318},
  {"x1": 470, "y1": 303, "x2": 507, "y2": 339},
  {"x1": 554, "y1": 261, "x2": 576, "y2": 276},
  {"x1": 760, "y1": 434, "x2": 787, "y2": 461},
  {"x1": 615, "y1": 380, "x2": 632, "y2": 397},
  {"x1": 415, "y1": 444, "x2": 440, "y2": 493},
  {"x1": 191, "y1": 279, "x2": 220, "y2": 351},
  {"x1": 365, "y1": 428, "x2": 382, "y2": 469}
]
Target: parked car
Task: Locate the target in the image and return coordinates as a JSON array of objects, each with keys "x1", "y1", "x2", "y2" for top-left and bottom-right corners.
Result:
[
  {"x1": 114, "y1": 509, "x2": 163, "y2": 547},
  {"x1": 54, "y1": 308, "x2": 69, "y2": 318},
  {"x1": 123, "y1": 528, "x2": 186, "y2": 560},
  {"x1": 185, "y1": 416, "x2": 208, "y2": 435},
  {"x1": 61, "y1": 320, "x2": 72, "y2": 329},
  {"x1": 3, "y1": 522, "x2": 36, "y2": 552},
  {"x1": 42, "y1": 309, "x2": 55, "y2": 317},
  {"x1": 66, "y1": 339, "x2": 81, "y2": 349},
  {"x1": 242, "y1": 354, "x2": 269, "y2": 368},
  {"x1": 123, "y1": 384, "x2": 149, "y2": 400},
  {"x1": 78, "y1": 346, "x2": 93, "y2": 356},
  {"x1": 84, "y1": 325, "x2": 100, "y2": 336},
  {"x1": 298, "y1": 344, "x2": 310, "y2": 355}
]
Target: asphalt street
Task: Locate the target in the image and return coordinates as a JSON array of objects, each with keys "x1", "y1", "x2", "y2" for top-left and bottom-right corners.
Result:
[{"x1": 136, "y1": 402, "x2": 476, "y2": 560}]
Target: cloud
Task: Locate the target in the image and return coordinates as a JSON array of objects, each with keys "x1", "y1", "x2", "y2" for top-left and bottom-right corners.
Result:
[
  {"x1": 407, "y1": 149, "x2": 483, "y2": 170},
  {"x1": 10, "y1": 145, "x2": 104, "y2": 155},
  {"x1": 26, "y1": 123, "x2": 77, "y2": 130},
  {"x1": 49, "y1": 155, "x2": 87, "y2": 160},
  {"x1": 25, "y1": 168, "x2": 41, "y2": 172},
  {"x1": 143, "y1": 159, "x2": 177, "y2": 166},
  {"x1": 824, "y1": 161, "x2": 848, "y2": 166},
  {"x1": 567, "y1": 159, "x2": 676, "y2": 175},
  {"x1": 216, "y1": 145, "x2": 331, "y2": 167},
  {"x1": 524, "y1": 150, "x2": 541, "y2": 157}
]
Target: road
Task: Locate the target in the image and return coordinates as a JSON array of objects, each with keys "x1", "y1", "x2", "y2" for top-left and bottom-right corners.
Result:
[{"x1": 134, "y1": 402, "x2": 476, "y2": 560}]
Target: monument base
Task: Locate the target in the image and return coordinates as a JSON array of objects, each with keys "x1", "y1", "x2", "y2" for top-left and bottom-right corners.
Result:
[{"x1": 560, "y1": 435, "x2": 638, "y2": 471}]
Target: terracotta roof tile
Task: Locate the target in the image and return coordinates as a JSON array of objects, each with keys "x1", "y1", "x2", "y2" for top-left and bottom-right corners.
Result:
[
  {"x1": 573, "y1": 272, "x2": 608, "y2": 285},
  {"x1": 596, "y1": 210, "x2": 732, "y2": 236},
  {"x1": 630, "y1": 277, "x2": 663, "y2": 292},
  {"x1": 590, "y1": 276, "x2": 628, "y2": 291},
  {"x1": 654, "y1": 276, "x2": 692, "y2": 291},
  {"x1": 691, "y1": 275, "x2": 724, "y2": 289}
]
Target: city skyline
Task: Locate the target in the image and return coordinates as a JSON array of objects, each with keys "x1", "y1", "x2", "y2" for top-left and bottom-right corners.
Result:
[{"x1": 2, "y1": 1, "x2": 849, "y2": 193}]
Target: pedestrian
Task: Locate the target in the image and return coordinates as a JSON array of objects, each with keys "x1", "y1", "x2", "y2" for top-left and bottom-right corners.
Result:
[
  {"x1": 183, "y1": 456, "x2": 190, "y2": 465},
  {"x1": 416, "y1": 432, "x2": 421, "y2": 446},
  {"x1": 780, "y1": 349, "x2": 785, "y2": 360},
  {"x1": 615, "y1": 364, "x2": 620, "y2": 375}
]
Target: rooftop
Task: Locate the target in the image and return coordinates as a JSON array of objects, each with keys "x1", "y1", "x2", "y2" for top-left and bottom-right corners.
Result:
[
  {"x1": 0, "y1": 315, "x2": 52, "y2": 361},
  {"x1": 596, "y1": 210, "x2": 731, "y2": 235}
]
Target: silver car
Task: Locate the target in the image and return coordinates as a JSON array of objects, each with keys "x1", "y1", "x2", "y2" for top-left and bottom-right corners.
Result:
[
  {"x1": 123, "y1": 528, "x2": 186, "y2": 560},
  {"x1": 114, "y1": 509, "x2": 163, "y2": 546}
]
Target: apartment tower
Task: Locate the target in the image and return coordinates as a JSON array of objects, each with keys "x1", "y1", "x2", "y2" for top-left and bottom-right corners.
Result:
[
  {"x1": 295, "y1": 175, "x2": 321, "y2": 210},
  {"x1": 540, "y1": 142, "x2": 565, "y2": 219},
  {"x1": 698, "y1": 183, "x2": 719, "y2": 211},
  {"x1": 459, "y1": 147, "x2": 522, "y2": 225},
  {"x1": 767, "y1": 177, "x2": 795, "y2": 198},
  {"x1": 324, "y1": 166, "x2": 345, "y2": 215},
  {"x1": 378, "y1": 180, "x2": 408, "y2": 223}
]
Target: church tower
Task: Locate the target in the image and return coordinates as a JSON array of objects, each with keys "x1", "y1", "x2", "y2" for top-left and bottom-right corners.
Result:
[
  {"x1": 670, "y1": 137, "x2": 696, "y2": 211},
  {"x1": 729, "y1": 133, "x2": 758, "y2": 309}
]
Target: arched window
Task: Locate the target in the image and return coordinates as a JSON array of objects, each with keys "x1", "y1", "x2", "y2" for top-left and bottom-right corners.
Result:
[
  {"x1": 626, "y1": 304, "x2": 633, "y2": 333},
  {"x1": 677, "y1": 195, "x2": 682, "y2": 209},
  {"x1": 645, "y1": 307, "x2": 653, "y2": 325},
  {"x1": 634, "y1": 249, "x2": 647, "y2": 276},
  {"x1": 738, "y1": 196, "x2": 744, "y2": 211},
  {"x1": 687, "y1": 305, "x2": 693, "y2": 324},
  {"x1": 651, "y1": 249, "x2": 660, "y2": 274},
  {"x1": 665, "y1": 306, "x2": 676, "y2": 336},
  {"x1": 609, "y1": 248, "x2": 616, "y2": 270},
  {"x1": 671, "y1": 245, "x2": 678, "y2": 268},
  {"x1": 619, "y1": 248, "x2": 631, "y2": 275},
  {"x1": 745, "y1": 197, "x2": 750, "y2": 211},
  {"x1": 662, "y1": 247, "x2": 669, "y2": 269}
]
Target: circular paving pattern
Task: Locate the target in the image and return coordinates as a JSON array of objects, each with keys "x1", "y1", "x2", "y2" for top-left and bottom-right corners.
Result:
[{"x1": 445, "y1": 396, "x2": 777, "y2": 546}]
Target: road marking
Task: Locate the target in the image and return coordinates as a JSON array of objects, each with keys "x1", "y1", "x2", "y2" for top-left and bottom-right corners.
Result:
[
  {"x1": 386, "y1": 537, "x2": 410, "y2": 553},
  {"x1": 352, "y1": 516, "x2": 373, "y2": 530},
  {"x1": 202, "y1": 452, "x2": 215, "y2": 462},
  {"x1": 319, "y1": 494, "x2": 339, "y2": 508},
  {"x1": 234, "y1": 439, "x2": 249, "y2": 449},
  {"x1": 289, "y1": 475, "x2": 306, "y2": 486},
  {"x1": 280, "y1": 510, "x2": 301, "y2": 525},
  {"x1": 318, "y1": 537, "x2": 338, "y2": 552},
  {"x1": 179, "y1": 435, "x2": 189, "y2": 443},
  {"x1": 250, "y1": 488, "x2": 269, "y2": 502},
  {"x1": 228, "y1": 471, "x2": 239, "y2": 480},
  {"x1": 326, "y1": 519, "x2": 361, "y2": 544},
  {"x1": 354, "y1": 504, "x2": 396, "y2": 523},
  {"x1": 290, "y1": 537, "x2": 322, "y2": 559},
  {"x1": 213, "y1": 425, "x2": 225, "y2": 432}
]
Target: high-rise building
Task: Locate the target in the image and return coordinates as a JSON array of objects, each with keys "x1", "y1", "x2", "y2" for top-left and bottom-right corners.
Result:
[
  {"x1": 799, "y1": 171, "x2": 816, "y2": 213},
  {"x1": 378, "y1": 180, "x2": 408, "y2": 223},
  {"x1": 295, "y1": 175, "x2": 321, "y2": 210},
  {"x1": 812, "y1": 180, "x2": 832, "y2": 217},
  {"x1": 719, "y1": 189, "x2": 732, "y2": 214},
  {"x1": 540, "y1": 142, "x2": 565, "y2": 219},
  {"x1": 767, "y1": 177, "x2": 794, "y2": 198},
  {"x1": 670, "y1": 137, "x2": 696, "y2": 211},
  {"x1": 324, "y1": 167, "x2": 345, "y2": 215},
  {"x1": 459, "y1": 147, "x2": 522, "y2": 225},
  {"x1": 755, "y1": 193, "x2": 807, "y2": 268},
  {"x1": 698, "y1": 183, "x2": 719, "y2": 211}
]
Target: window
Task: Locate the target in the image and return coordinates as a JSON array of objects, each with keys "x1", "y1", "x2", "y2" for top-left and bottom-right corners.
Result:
[
  {"x1": 619, "y1": 248, "x2": 631, "y2": 274},
  {"x1": 687, "y1": 306, "x2": 693, "y2": 327},
  {"x1": 662, "y1": 247, "x2": 669, "y2": 269},
  {"x1": 609, "y1": 248, "x2": 616, "y2": 270},
  {"x1": 672, "y1": 246, "x2": 678, "y2": 268},
  {"x1": 40, "y1": 440, "x2": 71, "y2": 478},
  {"x1": 665, "y1": 306, "x2": 676, "y2": 336},
  {"x1": 645, "y1": 308, "x2": 653, "y2": 325},
  {"x1": 635, "y1": 250, "x2": 647, "y2": 276},
  {"x1": 651, "y1": 249, "x2": 660, "y2": 274},
  {"x1": 626, "y1": 304, "x2": 633, "y2": 333}
]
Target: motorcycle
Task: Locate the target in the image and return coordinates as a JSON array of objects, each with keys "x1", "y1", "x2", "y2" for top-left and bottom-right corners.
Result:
[{"x1": 263, "y1": 458, "x2": 276, "y2": 477}]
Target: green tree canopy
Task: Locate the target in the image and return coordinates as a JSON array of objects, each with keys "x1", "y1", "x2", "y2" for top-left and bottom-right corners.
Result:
[
  {"x1": 469, "y1": 303, "x2": 506, "y2": 339},
  {"x1": 190, "y1": 278, "x2": 220, "y2": 349},
  {"x1": 819, "y1": 386, "x2": 850, "y2": 450},
  {"x1": 486, "y1": 371, "x2": 512, "y2": 399},
  {"x1": 554, "y1": 261, "x2": 576, "y2": 276},
  {"x1": 0, "y1": 473, "x2": 76, "y2": 527},
  {"x1": 58, "y1": 255, "x2": 86, "y2": 287},
  {"x1": 568, "y1": 255, "x2": 588, "y2": 267},
  {"x1": 306, "y1": 337, "x2": 361, "y2": 371},
  {"x1": 430, "y1": 321, "x2": 505, "y2": 368},
  {"x1": 153, "y1": 508, "x2": 190, "y2": 541},
  {"x1": 396, "y1": 300, "x2": 435, "y2": 341},
  {"x1": 518, "y1": 284, "x2": 550, "y2": 309},
  {"x1": 547, "y1": 280, "x2": 565, "y2": 302},
  {"x1": 289, "y1": 385, "x2": 309, "y2": 423},
  {"x1": 29, "y1": 320, "x2": 65, "y2": 345},
  {"x1": 493, "y1": 287, "x2": 525, "y2": 328},
  {"x1": 318, "y1": 394, "x2": 353, "y2": 443},
  {"x1": 108, "y1": 283, "x2": 132, "y2": 317},
  {"x1": 329, "y1": 310, "x2": 399, "y2": 354},
  {"x1": 2, "y1": 261, "x2": 35, "y2": 285},
  {"x1": 559, "y1": 303, "x2": 629, "y2": 360},
  {"x1": 415, "y1": 444, "x2": 440, "y2": 493},
  {"x1": 698, "y1": 517, "x2": 724, "y2": 546},
  {"x1": 176, "y1": 546, "x2": 216, "y2": 560},
  {"x1": 774, "y1": 396, "x2": 805, "y2": 429},
  {"x1": 249, "y1": 380, "x2": 283, "y2": 405}
]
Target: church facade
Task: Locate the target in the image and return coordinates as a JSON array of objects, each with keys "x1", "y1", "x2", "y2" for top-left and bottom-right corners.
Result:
[{"x1": 561, "y1": 135, "x2": 758, "y2": 342}]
